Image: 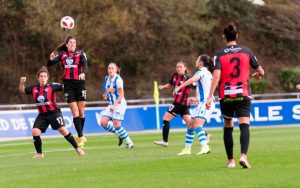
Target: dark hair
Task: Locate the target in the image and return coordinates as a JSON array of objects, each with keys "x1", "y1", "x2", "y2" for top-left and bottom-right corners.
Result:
[
  {"x1": 55, "y1": 35, "x2": 76, "y2": 52},
  {"x1": 176, "y1": 60, "x2": 188, "y2": 74},
  {"x1": 199, "y1": 54, "x2": 214, "y2": 73},
  {"x1": 109, "y1": 62, "x2": 121, "y2": 75},
  {"x1": 37, "y1": 66, "x2": 49, "y2": 78},
  {"x1": 223, "y1": 23, "x2": 237, "y2": 42}
]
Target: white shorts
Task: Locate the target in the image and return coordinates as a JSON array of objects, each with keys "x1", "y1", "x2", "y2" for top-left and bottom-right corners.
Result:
[
  {"x1": 190, "y1": 101, "x2": 215, "y2": 122},
  {"x1": 101, "y1": 103, "x2": 127, "y2": 121}
]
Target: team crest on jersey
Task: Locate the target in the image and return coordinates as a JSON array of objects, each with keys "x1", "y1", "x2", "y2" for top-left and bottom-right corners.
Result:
[
  {"x1": 37, "y1": 95, "x2": 45, "y2": 103},
  {"x1": 66, "y1": 58, "x2": 73, "y2": 65}
]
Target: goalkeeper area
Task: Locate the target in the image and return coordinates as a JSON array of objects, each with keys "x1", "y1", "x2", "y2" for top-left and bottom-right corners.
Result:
[{"x1": 0, "y1": 126, "x2": 299, "y2": 187}]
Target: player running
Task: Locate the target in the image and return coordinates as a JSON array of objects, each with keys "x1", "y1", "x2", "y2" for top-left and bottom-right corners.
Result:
[
  {"x1": 174, "y1": 55, "x2": 214, "y2": 155},
  {"x1": 47, "y1": 36, "x2": 88, "y2": 148},
  {"x1": 19, "y1": 66, "x2": 84, "y2": 158},
  {"x1": 99, "y1": 63, "x2": 134, "y2": 148},
  {"x1": 206, "y1": 23, "x2": 264, "y2": 168}
]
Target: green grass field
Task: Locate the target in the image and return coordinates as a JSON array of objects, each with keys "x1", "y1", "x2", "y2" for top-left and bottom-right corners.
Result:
[{"x1": 0, "y1": 127, "x2": 300, "y2": 188}]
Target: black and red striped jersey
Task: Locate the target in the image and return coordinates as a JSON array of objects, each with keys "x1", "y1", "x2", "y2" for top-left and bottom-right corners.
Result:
[
  {"x1": 169, "y1": 73, "x2": 192, "y2": 106},
  {"x1": 47, "y1": 50, "x2": 88, "y2": 80},
  {"x1": 214, "y1": 45, "x2": 260, "y2": 99},
  {"x1": 25, "y1": 83, "x2": 63, "y2": 114}
]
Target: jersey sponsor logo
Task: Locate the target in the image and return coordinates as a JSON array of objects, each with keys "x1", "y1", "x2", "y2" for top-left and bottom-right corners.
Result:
[
  {"x1": 224, "y1": 88, "x2": 243, "y2": 95},
  {"x1": 36, "y1": 102, "x2": 51, "y2": 106},
  {"x1": 224, "y1": 46, "x2": 242, "y2": 53},
  {"x1": 37, "y1": 95, "x2": 45, "y2": 103},
  {"x1": 66, "y1": 58, "x2": 74, "y2": 65},
  {"x1": 64, "y1": 65, "x2": 77, "y2": 68}
]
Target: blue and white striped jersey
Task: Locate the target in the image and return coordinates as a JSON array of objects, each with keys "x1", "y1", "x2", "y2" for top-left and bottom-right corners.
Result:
[
  {"x1": 103, "y1": 74, "x2": 126, "y2": 105},
  {"x1": 194, "y1": 67, "x2": 212, "y2": 102}
]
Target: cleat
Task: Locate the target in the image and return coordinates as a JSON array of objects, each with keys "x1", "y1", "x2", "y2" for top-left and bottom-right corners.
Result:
[
  {"x1": 177, "y1": 148, "x2": 191, "y2": 156},
  {"x1": 126, "y1": 143, "x2": 134, "y2": 149},
  {"x1": 76, "y1": 148, "x2": 85, "y2": 156},
  {"x1": 118, "y1": 137, "x2": 124, "y2": 146},
  {"x1": 239, "y1": 155, "x2": 251, "y2": 168},
  {"x1": 227, "y1": 159, "x2": 236, "y2": 168},
  {"x1": 153, "y1": 141, "x2": 168, "y2": 147},
  {"x1": 76, "y1": 136, "x2": 87, "y2": 148},
  {"x1": 206, "y1": 134, "x2": 213, "y2": 144},
  {"x1": 196, "y1": 145, "x2": 211, "y2": 155},
  {"x1": 33, "y1": 153, "x2": 44, "y2": 158}
]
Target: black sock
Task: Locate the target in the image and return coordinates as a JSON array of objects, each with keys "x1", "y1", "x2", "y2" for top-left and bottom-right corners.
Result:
[
  {"x1": 81, "y1": 117, "x2": 85, "y2": 130},
  {"x1": 239, "y1": 123, "x2": 250, "y2": 154},
  {"x1": 162, "y1": 120, "x2": 170, "y2": 142},
  {"x1": 64, "y1": 132, "x2": 78, "y2": 149},
  {"x1": 33, "y1": 136, "x2": 42, "y2": 153},
  {"x1": 73, "y1": 117, "x2": 83, "y2": 137},
  {"x1": 224, "y1": 127, "x2": 234, "y2": 160}
]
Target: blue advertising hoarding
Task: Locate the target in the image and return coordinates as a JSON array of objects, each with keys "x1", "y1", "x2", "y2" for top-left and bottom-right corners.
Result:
[{"x1": 0, "y1": 99, "x2": 300, "y2": 138}]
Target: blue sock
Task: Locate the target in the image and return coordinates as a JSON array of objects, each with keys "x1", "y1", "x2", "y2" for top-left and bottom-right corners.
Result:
[
  {"x1": 195, "y1": 127, "x2": 207, "y2": 146},
  {"x1": 103, "y1": 122, "x2": 116, "y2": 133},
  {"x1": 115, "y1": 125, "x2": 129, "y2": 139},
  {"x1": 185, "y1": 129, "x2": 195, "y2": 149}
]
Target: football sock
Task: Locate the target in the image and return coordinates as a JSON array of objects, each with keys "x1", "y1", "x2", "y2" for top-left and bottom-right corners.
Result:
[
  {"x1": 64, "y1": 132, "x2": 78, "y2": 149},
  {"x1": 239, "y1": 123, "x2": 250, "y2": 154},
  {"x1": 185, "y1": 128, "x2": 195, "y2": 149},
  {"x1": 33, "y1": 136, "x2": 42, "y2": 153},
  {"x1": 224, "y1": 127, "x2": 234, "y2": 159},
  {"x1": 195, "y1": 127, "x2": 207, "y2": 146},
  {"x1": 103, "y1": 122, "x2": 116, "y2": 133},
  {"x1": 81, "y1": 117, "x2": 85, "y2": 130},
  {"x1": 73, "y1": 117, "x2": 83, "y2": 137},
  {"x1": 115, "y1": 125, "x2": 129, "y2": 139},
  {"x1": 162, "y1": 120, "x2": 170, "y2": 142}
]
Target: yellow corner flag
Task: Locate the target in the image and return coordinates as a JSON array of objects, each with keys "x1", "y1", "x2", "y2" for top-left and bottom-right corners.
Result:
[{"x1": 153, "y1": 81, "x2": 160, "y2": 130}]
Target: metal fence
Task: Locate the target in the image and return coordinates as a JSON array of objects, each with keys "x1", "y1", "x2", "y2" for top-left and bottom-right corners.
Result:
[{"x1": 2, "y1": 92, "x2": 300, "y2": 111}]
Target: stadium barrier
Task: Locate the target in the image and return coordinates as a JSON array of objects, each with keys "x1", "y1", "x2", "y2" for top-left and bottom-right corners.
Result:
[{"x1": 0, "y1": 98, "x2": 300, "y2": 138}]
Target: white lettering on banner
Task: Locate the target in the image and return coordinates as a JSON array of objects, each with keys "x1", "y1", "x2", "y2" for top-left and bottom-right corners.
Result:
[
  {"x1": 292, "y1": 105, "x2": 300, "y2": 120},
  {"x1": 254, "y1": 107, "x2": 268, "y2": 121},
  {"x1": 207, "y1": 108, "x2": 222, "y2": 123},
  {"x1": 11, "y1": 119, "x2": 28, "y2": 130},
  {"x1": 95, "y1": 112, "x2": 101, "y2": 126},
  {"x1": 28, "y1": 118, "x2": 35, "y2": 128},
  {"x1": 63, "y1": 116, "x2": 73, "y2": 128},
  {"x1": 268, "y1": 106, "x2": 283, "y2": 121},
  {"x1": 0, "y1": 119, "x2": 9, "y2": 131}
]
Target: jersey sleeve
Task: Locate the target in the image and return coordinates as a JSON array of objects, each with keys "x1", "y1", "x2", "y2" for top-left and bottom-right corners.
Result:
[
  {"x1": 80, "y1": 51, "x2": 88, "y2": 74},
  {"x1": 47, "y1": 51, "x2": 63, "y2": 67},
  {"x1": 116, "y1": 78, "x2": 124, "y2": 89},
  {"x1": 249, "y1": 50, "x2": 260, "y2": 69},
  {"x1": 24, "y1": 85, "x2": 34, "y2": 95},
  {"x1": 194, "y1": 70, "x2": 204, "y2": 80},
  {"x1": 168, "y1": 74, "x2": 175, "y2": 85},
  {"x1": 51, "y1": 83, "x2": 63, "y2": 91},
  {"x1": 213, "y1": 55, "x2": 221, "y2": 70}
]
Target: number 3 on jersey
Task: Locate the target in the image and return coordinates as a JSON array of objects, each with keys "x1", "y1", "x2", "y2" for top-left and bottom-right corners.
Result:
[{"x1": 230, "y1": 57, "x2": 240, "y2": 78}]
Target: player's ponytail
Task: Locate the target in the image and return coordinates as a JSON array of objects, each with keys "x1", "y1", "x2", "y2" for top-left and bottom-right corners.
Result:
[
  {"x1": 37, "y1": 66, "x2": 50, "y2": 78},
  {"x1": 223, "y1": 23, "x2": 237, "y2": 42},
  {"x1": 199, "y1": 54, "x2": 214, "y2": 73}
]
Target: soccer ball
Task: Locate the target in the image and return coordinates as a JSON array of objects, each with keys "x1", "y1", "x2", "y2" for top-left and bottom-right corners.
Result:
[{"x1": 60, "y1": 16, "x2": 75, "y2": 30}]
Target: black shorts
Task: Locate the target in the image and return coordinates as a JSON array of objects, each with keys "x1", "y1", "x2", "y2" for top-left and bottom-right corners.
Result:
[
  {"x1": 33, "y1": 110, "x2": 65, "y2": 133},
  {"x1": 220, "y1": 97, "x2": 251, "y2": 120},
  {"x1": 167, "y1": 102, "x2": 190, "y2": 117},
  {"x1": 63, "y1": 79, "x2": 86, "y2": 103}
]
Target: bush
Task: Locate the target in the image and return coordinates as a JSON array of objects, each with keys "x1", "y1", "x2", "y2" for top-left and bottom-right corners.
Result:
[
  {"x1": 251, "y1": 79, "x2": 267, "y2": 94},
  {"x1": 278, "y1": 67, "x2": 300, "y2": 92}
]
